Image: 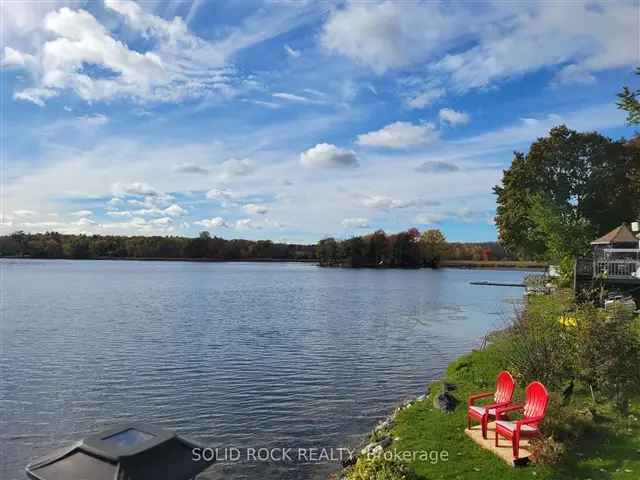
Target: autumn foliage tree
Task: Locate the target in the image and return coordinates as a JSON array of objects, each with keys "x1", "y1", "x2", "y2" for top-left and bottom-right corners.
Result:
[{"x1": 494, "y1": 125, "x2": 640, "y2": 259}]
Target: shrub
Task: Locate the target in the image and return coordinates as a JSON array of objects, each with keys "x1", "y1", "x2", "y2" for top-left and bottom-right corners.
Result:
[
  {"x1": 498, "y1": 291, "x2": 578, "y2": 388},
  {"x1": 575, "y1": 304, "x2": 640, "y2": 411},
  {"x1": 346, "y1": 455, "x2": 413, "y2": 480},
  {"x1": 529, "y1": 435, "x2": 567, "y2": 465}
]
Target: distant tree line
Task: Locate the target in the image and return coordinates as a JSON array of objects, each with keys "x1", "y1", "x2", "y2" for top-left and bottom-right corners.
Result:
[
  {"x1": 315, "y1": 228, "x2": 513, "y2": 268},
  {"x1": 1, "y1": 229, "x2": 513, "y2": 266},
  {"x1": 0, "y1": 231, "x2": 315, "y2": 260}
]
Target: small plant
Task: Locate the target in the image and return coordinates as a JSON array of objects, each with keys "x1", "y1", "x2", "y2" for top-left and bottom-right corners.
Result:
[
  {"x1": 529, "y1": 435, "x2": 567, "y2": 465},
  {"x1": 346, "y1": 455, "x2": 413, "y2": 480}
]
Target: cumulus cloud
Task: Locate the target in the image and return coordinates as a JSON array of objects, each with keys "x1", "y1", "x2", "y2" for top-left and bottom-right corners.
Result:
[
  {"x1": 407, "y1": 88, "x2": 445, "y2": 109},
  {"x1": 321, "y1": 1, "x2": 458, "y2": 73},
  {"x1": 206, "y1": 188, "x2": 236, "y2": 202},
  {"x1": 321, "y1": 1, "x2": 636, "y2": 90},
  {"x1": 300, "y1": 143, "x2": 359, "y2": 168},
  {"x1": 439, "y1": 108, "x2": 470, "y2": 126},
  {"x1": 341, "y1": 217, "x2": 370, "y2": 229},
  {"x1": 113, "y1": 181, "x2": 158, "y2": 196},
  {"x1": 357, "y1": 121, "x2": 438, "y2": 149},
  {"x1": 194, "y1": 217, "x2": 228, "y2": 229},
  {"x1": 163, "y1": 204, "x2": 187, "y2": 217},
  {"x1": 415, "y1": 161, "x2": 460, "y2": 173},
  {"x1": 219, "y1": 158, "x2": 256, "y2": 180},
  {"x1": 434, "y1": 2, "x2": 637, "y2": 90},
  {"x1": 362, "y1": 195, "x2": 411, "y2": 209},
  {"x1": 243, "y1": 203, "x2": 268, "y2": 215},
  {"x1": 235, "y1": 218, "x2": 261, "y2": 230},
  {"x1": 7, "y1": 1, "x2": 234, "y2": 105},
  {"x1": 173, "y1": 164, "x2": 210, "y2": 175}
]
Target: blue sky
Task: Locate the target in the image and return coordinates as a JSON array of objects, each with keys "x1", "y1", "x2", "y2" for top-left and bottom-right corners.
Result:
[{"x1": 1, "y1": 0, "x2": 638, "y2": 243}]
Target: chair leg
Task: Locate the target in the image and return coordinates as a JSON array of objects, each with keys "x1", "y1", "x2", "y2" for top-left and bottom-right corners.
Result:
[
  {"x1": 512, "y1": 432, "x2": 519, "y2": 459},
  {"x1": 467, "y1": 415, "x2": 471, "y2": 430},
  {"x1": 481, "y1": 414, "x2": 487, "y2": 439},
  {"x1": 495, "y1": 430, "x2": 499, "y2": 447}
]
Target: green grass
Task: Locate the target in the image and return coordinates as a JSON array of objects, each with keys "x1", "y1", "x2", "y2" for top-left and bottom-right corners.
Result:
[{"x1": 385, "y1": 347, "x2": 640, "y2": 480}]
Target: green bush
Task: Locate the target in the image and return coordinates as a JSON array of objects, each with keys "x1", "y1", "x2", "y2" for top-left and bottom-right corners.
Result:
[
  {"x1": 346, "y1": 455, "x2": 413, "y2": 480},
  {"x1": 575, "y1": 304, "x2": 640, "y2": 411},
  {"x1": 498, "y1": 291, "x2": 578, "y2": 388}
]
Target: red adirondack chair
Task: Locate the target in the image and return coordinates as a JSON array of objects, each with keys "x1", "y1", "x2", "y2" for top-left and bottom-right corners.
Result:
[
  {"x1": 467, "y1": 370, "x2": 515, "y2": 438},
  {"x1": 494, "y1": 381, "x2": 549, "y2": 459}
]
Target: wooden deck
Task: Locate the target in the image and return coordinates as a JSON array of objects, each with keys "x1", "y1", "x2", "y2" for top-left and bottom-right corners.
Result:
[{"x1": 465, "y1": 422, "x2": 532, "y2": 467}]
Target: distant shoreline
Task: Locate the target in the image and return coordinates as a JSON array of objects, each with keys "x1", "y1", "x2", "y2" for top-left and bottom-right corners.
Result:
[{"x1": 1, "y1": 256, "x2": 545, "y2": 269}]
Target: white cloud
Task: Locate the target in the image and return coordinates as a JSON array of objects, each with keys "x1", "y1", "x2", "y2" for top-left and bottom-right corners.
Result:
[
  {"x1": 71, "y1": 210, "x2": 93, "y2": 217},
  {"x1": 13, "y1": 209, "x2": 37, "y2": 217},
  {"x1": 321, "y1": 1, "x2": 458, "y2": 73},
  {"x1": 407, "y1": 88, "x2": 445, "y2": 109},
  {"x1": 206, "y1": 188, "x2": 236, "y2": 202},
  {"x1": 552, "y1": 64, "x2": 596, "y2": 86},
  {"x1": 362, "y1": 195, "x2": 412, "y2": 209},
  {"x1": 300, "y1": 143, "x2": 359, "y2": 168},
  {"x1": 439, "y1": 108, "x2": 470, "y2": 126},
  {"x1": 163, "y1": 204, "x2": 187, "y2": 217},
  {"x1": 321, "y1": 1, "x2": 636, "y2": 90},
  {"x1": 75, "y1": 217, "x2": 96, "y2": 226},
  {"x1": 173, "y1": 164, "x2": 210, "y2": 175},
  {"x1": 284, "y1": 44, "x2": 301, "y2": 58},
  {"x1": 415, "y1": 212, "x2": 447, "y2": 225},
  {"x1": 113, "y1": 181, "x2": 158, "y2": 197},
  {"x1": 242, "y1": 98, "x2": 281, "y2": 109},
  {"x1": 107, "y1": 210, "x2": 133, "y2": 217},
  {"x1": 415, "y1": 161, "x2": 460, "y2": 173},
  {"x1": 357, "y1": 121, "x2": 439, "y2": 149},
  {"x1": 78, "y1": 114, "x2": 109, "y2": 127},
  {"x1": 7, "y1": 2, "x2": 234, "y2": 105},
  {"x1": 243, "y1": 203, "x2": 268, "y2": 215},
  {"x1": 194, "y1": 217, "x2": 229, "y2": 229},
  {"x1": 435, "y1": 1, "x2": 638, "y2": 90},
  {"x1": 1, "y1": 46, "x2": 34, "y2": 67},
  {"x1": 219, "y1": 158, "x2": 256, "y2": 180},
  {"x1": 150, "y1": 216, "x2": 173, "y2": 226},
  {"x1": 235, "y1": 218, "x2": 261, "y2": 230},
  {"x1": 341, "y1": 217, "x2": 370, "y2": 229},
  {"x1": 272, "y1": 92, "x2": 318, "y2": 104}
]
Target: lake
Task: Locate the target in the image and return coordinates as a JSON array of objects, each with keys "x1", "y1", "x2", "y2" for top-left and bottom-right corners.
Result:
[{"x1": 0, "y1": 260, "x2": 533, "y2": 479}]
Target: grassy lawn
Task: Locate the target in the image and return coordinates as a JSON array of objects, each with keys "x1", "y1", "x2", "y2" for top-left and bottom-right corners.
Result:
[{"x1": 387, "y1": 347, "x2": 640, "y2": 480}]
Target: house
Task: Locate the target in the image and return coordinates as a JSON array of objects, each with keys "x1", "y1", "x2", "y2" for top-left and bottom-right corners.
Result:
[{"x1": 588, "y1": 223, "x2": 640, "y2": 282}]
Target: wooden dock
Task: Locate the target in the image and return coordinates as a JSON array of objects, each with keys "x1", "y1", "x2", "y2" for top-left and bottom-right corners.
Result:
[
  {"x1": 465, "y1": 422, "x2": 532, "y2": 467},
  {"x1": 469, "y1": 281, "x2": 526, "y2": 287}
]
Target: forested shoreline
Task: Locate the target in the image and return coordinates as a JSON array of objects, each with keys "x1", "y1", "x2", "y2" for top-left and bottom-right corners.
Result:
[{"x1": 0, "y1": 229, "x2": 513, "y2": 265}]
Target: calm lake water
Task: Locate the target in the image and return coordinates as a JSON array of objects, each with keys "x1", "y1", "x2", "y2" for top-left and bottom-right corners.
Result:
[{"x1": 0, "y1": 260, "x2": 533, "y2": 479}]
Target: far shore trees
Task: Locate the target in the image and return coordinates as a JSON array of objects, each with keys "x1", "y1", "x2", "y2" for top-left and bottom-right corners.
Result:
[{"x1": 315, "y1": 228, "x2": 508, "y2": 268}]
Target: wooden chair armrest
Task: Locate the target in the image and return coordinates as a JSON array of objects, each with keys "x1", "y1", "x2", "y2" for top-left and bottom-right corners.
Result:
[
  {"x1": 468, "y1": 392, "x2": 493, "y2": 406},
  {"x1": 482, "y1": 400, "x2": 513, "y2": 411},
  {"x1": 494, "y1": 404, "x2": 524, "y2": 416},
  {"x1": 517, "y1": 416, "x2": 544, "y2": 427}
]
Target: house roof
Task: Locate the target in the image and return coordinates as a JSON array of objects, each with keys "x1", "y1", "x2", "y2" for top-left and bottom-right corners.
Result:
[{"x1": 591, "y1": 223, "x2": 639, "y2": 245}]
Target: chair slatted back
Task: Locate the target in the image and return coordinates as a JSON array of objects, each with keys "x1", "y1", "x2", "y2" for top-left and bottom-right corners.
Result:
[
  {"x1": 494, "y1": 370, "x2": 515, "y2": 404},
  {"x1": 523, "y1": 381, "x2": 549, "y2": 427}
]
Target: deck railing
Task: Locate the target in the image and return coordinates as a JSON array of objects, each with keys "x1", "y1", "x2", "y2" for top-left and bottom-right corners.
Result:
[{"x1": 594, "y1": 259, "x2": 640, "y2": 279}]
